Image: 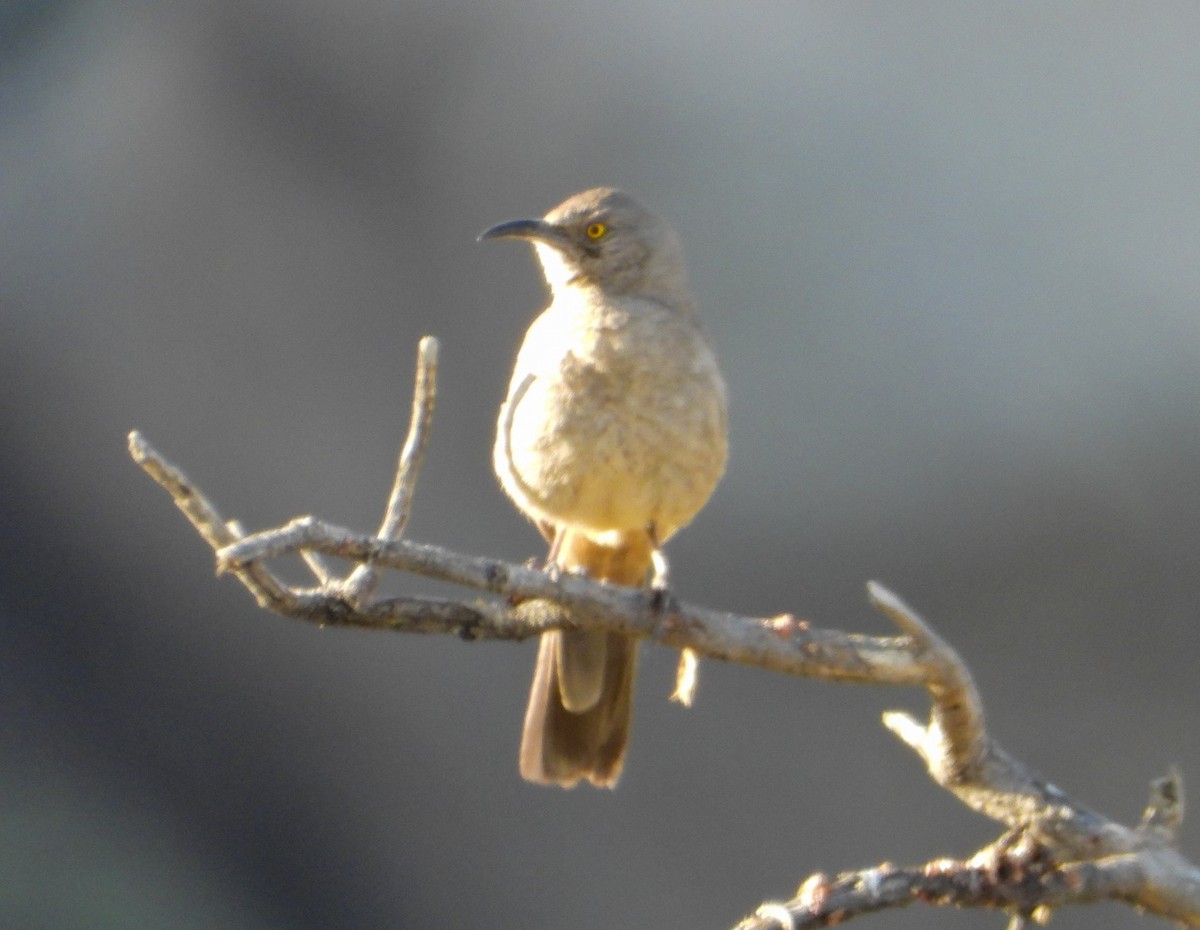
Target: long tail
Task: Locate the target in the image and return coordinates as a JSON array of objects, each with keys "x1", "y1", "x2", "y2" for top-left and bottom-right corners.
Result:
[{"x1": 518, "y1": 528, "x2": 653, "y2": 788}]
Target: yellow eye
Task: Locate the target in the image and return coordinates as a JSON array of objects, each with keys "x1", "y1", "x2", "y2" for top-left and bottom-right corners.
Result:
[{"x1": 585, "y1": 222, "x2": 607, "y2": 239}]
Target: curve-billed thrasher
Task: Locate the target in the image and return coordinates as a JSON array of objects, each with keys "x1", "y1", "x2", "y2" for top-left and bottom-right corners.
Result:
[{"x1": 481, "y1": 188, "x2": 728, "y2": 788}]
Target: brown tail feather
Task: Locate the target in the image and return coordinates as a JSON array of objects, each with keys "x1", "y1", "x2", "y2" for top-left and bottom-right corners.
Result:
[{"x1": 518, "y1": 529, "x2": 652, "y2": 788}]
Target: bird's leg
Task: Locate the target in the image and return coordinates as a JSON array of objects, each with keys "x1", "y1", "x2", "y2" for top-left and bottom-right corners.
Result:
[
  {"x1": 542, "y1": 522, "x2": 564, "y2": 581},
  {"x1": 647, "y1": 523, "x2": 670, "y2": 595},
  {"x1": 649, "y1": 523, "x2": 701, "y2": 707}
]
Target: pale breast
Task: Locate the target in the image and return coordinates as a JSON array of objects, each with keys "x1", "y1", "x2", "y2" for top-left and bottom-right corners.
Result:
[{"x1": 494, "y1": 292, "x2": 728, "y2": 541}]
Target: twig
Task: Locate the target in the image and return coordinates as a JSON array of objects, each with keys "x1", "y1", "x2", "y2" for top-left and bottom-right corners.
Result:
[
  {"x1": 1142, "y1": 765, "x2": 1186, "y2": 844},
  {"x1": 342, "y1": 335, "x2": 439, "y2": 603},
  {"x1": 128, "y1": 431, "x2": 295, "y2": 615}
]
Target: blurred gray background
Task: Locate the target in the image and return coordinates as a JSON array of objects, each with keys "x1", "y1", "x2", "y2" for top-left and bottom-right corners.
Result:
[{"x1": 2, "y1": 2, "x2": 1198, "y2": 928}]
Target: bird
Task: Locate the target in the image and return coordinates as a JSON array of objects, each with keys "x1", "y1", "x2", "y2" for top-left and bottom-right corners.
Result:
[{"x1": 480, "y1": 188, "x2": 728, "y2": 787}]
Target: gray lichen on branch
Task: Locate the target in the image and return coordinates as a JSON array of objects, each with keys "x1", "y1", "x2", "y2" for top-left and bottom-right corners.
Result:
[{"x1": 128, "y1": 336, "x2": 1199, "y2": 929}]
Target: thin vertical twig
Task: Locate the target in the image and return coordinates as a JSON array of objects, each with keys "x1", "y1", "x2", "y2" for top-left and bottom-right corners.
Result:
[{"x1": 342, "y1": 335, "x2": 440, "y2": 602}]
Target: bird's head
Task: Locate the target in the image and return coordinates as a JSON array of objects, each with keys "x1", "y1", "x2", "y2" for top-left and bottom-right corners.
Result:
[{"x1": 480, "y1": 188, "x2": 688, "y2": 300}]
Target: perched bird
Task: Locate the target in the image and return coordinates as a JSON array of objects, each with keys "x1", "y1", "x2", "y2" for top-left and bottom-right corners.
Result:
[{"x1": 481, "y1": 188, "x2": 728, "y2": 787}]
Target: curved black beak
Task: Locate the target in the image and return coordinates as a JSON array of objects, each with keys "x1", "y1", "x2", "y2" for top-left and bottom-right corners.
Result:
[{"x1": 478, "y1": 218, "x2": 570, "y2": 250}]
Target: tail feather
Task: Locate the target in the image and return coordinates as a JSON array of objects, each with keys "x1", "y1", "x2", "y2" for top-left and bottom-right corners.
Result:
[{"x1": 518, "y1": 529, "x2": 652, "y2": 788}]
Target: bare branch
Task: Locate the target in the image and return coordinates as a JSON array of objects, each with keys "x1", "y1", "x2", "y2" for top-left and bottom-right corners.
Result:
[
  {"x1": 127, "y1": 340, "x2": 1200, "y2": 929},
  {"x1": 221, "y1": 517, "x2": 941, "y2": 683},
  {"x1": 128, "y1": 431, "x2": 294, "y2": 614},
  {"x1": 869, "y1": 583, "x2": 985, "y2": 780},
  {"x1": 736, "y1": 840, "x2": 1185, "y2": 930}
]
